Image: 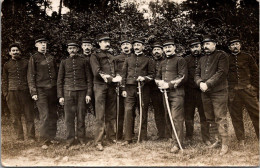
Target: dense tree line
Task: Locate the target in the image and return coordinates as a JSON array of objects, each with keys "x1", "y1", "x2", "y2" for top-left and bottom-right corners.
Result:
[{"x1": 1, "y1": 0, "x2": 259, "y2": 64}]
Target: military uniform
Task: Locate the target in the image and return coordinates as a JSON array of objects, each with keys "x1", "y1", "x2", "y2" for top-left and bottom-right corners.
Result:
[
  {"x1": 2, "y1": 56, "x2": 35, "y2": 140},
  {"x1": 28, "y1": 38, "x2": 58, "y2": 143},
  {"x1": 227, "y1": 37, "x2": 259, "y2": 141},
  {"x1": 90, "y1": 46, "x2": 117, "y2": 145},
  {"x1": 195, "y1": 37, "x2": 229, "y2": 146},
  {"x1": 57, "y1": 44, "x2": 93, "y2": 144},
  {"x1": 156, "y1": 41, "x2": 187, "y2": 147},
  {"x1": 122, "y1": 51, "x2": 154, "y2": 142}
]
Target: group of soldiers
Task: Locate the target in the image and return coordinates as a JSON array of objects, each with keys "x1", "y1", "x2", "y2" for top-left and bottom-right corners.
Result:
[{"x1": 2, "y1": 33, "x2": 259, "y2": 156}]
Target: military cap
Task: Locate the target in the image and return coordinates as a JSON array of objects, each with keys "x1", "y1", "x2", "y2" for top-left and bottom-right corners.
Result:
[
  {"x1": 120, "y1": 38, "x2": 131, "y2": 45},
  {"x1": 202, "y1": 35, "x2": 216, "y2": 43},
  {"x1": 35, "y1": 36, "x2": 47, "y2": 43},
  {"x1": 152, "y1": 41, "x2": 163, "y2": 48},
  {"x1": 67, "y1": 40, "x2": 79, "y2": 47},
  {"x1": 227, "y1": 36, "x2": 240, "y2": 45},
  {"x1": 97, "y1": 33, "x2": 111, "y2": 41},
  {"x1": 163, "y1": 39, "x2": 175, "y2": 46},
  {"x1": 188, "y1": 38, "x2": 201, "y2": 46},
  {"x1": 132, "y1": 38, "x2": 144, "y2": 44},
  {"x1": 82, "y1": 38, "x2": 92, "y2": 44},
  {"x1": 9, "y1": 43, "x2": 21, "y2": 51}
]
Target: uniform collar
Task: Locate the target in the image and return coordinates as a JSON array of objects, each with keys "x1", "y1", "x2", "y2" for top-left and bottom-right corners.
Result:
[{"x1": 135, "y1": 52, "x2": 143, "y2": 57}]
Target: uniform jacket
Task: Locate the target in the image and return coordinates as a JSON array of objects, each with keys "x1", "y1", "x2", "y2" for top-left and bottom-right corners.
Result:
[
  {"x1": 150, "y1": 56, "x2": 164, "y2": 91},
  {"x1": 184, "y1": 54, "x2": 201, "y2": 89},
  {"x1": 2, "y1": 58, "x2": 29, "y2": 97},
  {"x1": 195, "y1": 50, "x2": 229, "y2": 92},
  {"x1": 27, "y1": 52, "x2": 57, "y2": 96},
  {"x1": 113, "y1": 52, "x2": 131, "y2": 76},
  {"x1": 57, "y1": 54, "x2": 93, "y2": 98}
]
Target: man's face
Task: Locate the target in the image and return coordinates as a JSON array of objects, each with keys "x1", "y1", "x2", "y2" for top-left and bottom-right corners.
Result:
[
  {"x1": 203, "y1": 41, "x2": 216, "y2": 54},
  {"x1": 190, "y1": 43, "x2": 202, "y2": 56},
  {"x1": 152, "y1": 47, "x2": 163, "y2": 60},
  {"x1": 99, "y1": 40, "x2": 110, "y2": 51},
  {"x1": 121, "y1": 42, "x2": 132, "y2": 54},
  {"x1": 81, "y1": 43, "x2": 93, "y2": 55},
  {"x1": 133, "y1": 42, "x2": 144, "y2": 53},
  {"x1": 35, "y1": 41, "x2": 47, "y2": 53},
  {"x1": 67, "y1": 46, "x2": 79, "y2": 56},
  {"x1": 9, "y1": 47, "x2": 21, "y2": 60},
  {"x1": 163, "y1": 45, "x2": 176, "y2": 56},
  {"x1": 229, "y1": 42, "x2": 241, "y2": 54}
]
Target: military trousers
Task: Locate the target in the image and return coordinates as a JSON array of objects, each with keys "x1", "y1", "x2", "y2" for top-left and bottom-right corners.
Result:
[
  {"x1": 6, "y1": 90, "x2": 35, "y2": 140},
  {"x1": 201, "y1": 88, "x2": 229, "y2": 145},
  {"x1": 124, "y1": 84, "x2": 150, "y2": 141},
  {"x1": 93, "y1": 84, "x2": 116, "y2": 144},
  {"x1": 228, "y1": 89, "x2": 259, "y2": 140},
  {"x1": 36, "y1": 87, "x2": 58, "y2": 142},
  {"x1": 184, "y1": 87, "x2": 210, "y2": 142},
  {"x1": 64, "y1": 90, "x2": 87, "y2": 143},
  {"x1": 163, "y1": 88, "x2": 185, "y2": 146}
]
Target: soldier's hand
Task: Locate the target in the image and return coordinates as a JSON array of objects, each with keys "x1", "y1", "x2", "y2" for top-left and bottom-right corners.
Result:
[
  {"x1": 159, "y1": 82, "x2": 169, "y2": 89},
  {"x1": 32, "y1": 95, "x2": 38, "y2": 101},
  {"x1": 200, "y1": 82, "x2": 208, "y2": 92},
  {"x1": 122, "y1": 91, "x2": 127, "y2": 97},
  {"x1": 59, "y1": 97, "x2": 65, "y2": 106},
  {"x1": 136, "y1": 76, "x2": 145, "y2": 82},
  {"x1": 112, "y1": 75, "x2": 122, "y2": 83},
  {"x1": 86, "y1": 96, "x2": 91, "y2": 104},
  {"x1": 100, "y1": 74, "x2": 111, "y2": 83}
]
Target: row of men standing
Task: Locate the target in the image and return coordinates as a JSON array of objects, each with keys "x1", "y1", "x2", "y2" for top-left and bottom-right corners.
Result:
[{"x1": 2, "y1": 34, "x2": 259, "y2": 155}]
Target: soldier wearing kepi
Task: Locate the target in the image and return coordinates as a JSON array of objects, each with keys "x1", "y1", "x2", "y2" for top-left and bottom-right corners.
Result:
[
  {"x1": 227, "y1": 36, "x2": 259, "y2": 146},
  {"x1": 90, "y1": 33, "x2": 121, "y2": 151},
  {"x1": 2, "y1": 43, "x2": 35, "y2": 142},
  {"x1": 57, "y1": 41, "x2": 93, "y2": 148},
  {"x1": 81, "y1": 38, "x2": 95, "y2": 116},
  {"x1": 121, "y1": 38, "x2": 154, "y2": 145},
  {"x1": 195, "y1": 35, "x2": 229, "y2": 155},
  {"x1": 155, "y1": 39, "x2": 187, "y2": 153},
  {"x1": 113, "y1": 38, "x2": 134, "y2": 140},
  {"x1": 28, "y1": 36, "x2": 58, "y2": 149},
  {"x1": 150, "y1": 41, "x2": 169, "y2": 140},
  {"x1": 184, "y1": 38, "x2": 210, "y2": 145}
]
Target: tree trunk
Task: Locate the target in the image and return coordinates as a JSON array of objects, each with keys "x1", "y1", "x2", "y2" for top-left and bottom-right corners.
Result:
[{"x1": 58, "y1": 0, "x2": 63, "y2": 19}]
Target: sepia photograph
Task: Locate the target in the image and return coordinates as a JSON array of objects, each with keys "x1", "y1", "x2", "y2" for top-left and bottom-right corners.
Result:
[{"x1": 1, "y1": 0, "x2": 259, "y2": 166}]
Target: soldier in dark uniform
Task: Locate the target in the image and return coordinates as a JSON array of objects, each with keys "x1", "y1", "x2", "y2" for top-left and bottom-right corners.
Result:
[
  {"x1": 227, "y1": 36, "x2": 259, "y2": 146},
  {"x1": 28, "y1": 37, "x2": 58, "y2": 149},
  {"x1": 57, "y1": 41, "x2": 92, "y2": 148},
  {"x1": 2, "y1": 43, "x2": 35, "y2": 142},
  {"x1": 113, "y1": 38, "x2": 134, "y2": 140},
  {"x1": 155, "y1": 39, "x2": 187, "y2": 153},
  {"x1": 150, "y1": 41, "x2": 169, "y2": 140},
  {"x1": 121, "y1": 38, "x2": 154, "y2": 145},
  {"x1": 195, "y1": 35, "x2": 229, "y2": 155},
  {"x1": 81, "y1": 38, "x2": 95, "y2": 116},
  {"x1": 184, "y1": 38, "x2": 210, "y2": 145},
  {"x1": 90, "y1": 33, "x2": 122, "y2": 151}
]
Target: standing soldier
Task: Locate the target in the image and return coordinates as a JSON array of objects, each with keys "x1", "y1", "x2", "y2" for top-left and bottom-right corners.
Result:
[
  {"x1": 28, "y1": 36, "x2": 58, "y2": 149},
  {"x1": 81, "y1": 38, "x2": 95, "y2": 116},
  {"x1": 150, "y1": 41, "x2": 169, "y2": 140},
  {"x1": 195, "y1": 35, "x2": 229, "y2": 155},
  {"x1": 184, "y1": 38, "x2": 210, "y2": 145},
  {"x1": 227, "y1": 36, "x2": 259, "y2": 146},
  {"x1": 156, "y1": 39, "x2": 187, "y2": 153},
  {"x1": 2, "y1": 43, "x2": 35, "y2": 142},
  {"x1": 90, "y1": 33, "x2": 122, "y2": 151},
  {"x1": 121, "y1": 38, "x2": 154, "y2": 145},
  {"x1": 113, "y1": 38, "x2": 133, "y2": 140},
  {"x1": 58, "y1": 41, "x2": 92, "y2": 148}
]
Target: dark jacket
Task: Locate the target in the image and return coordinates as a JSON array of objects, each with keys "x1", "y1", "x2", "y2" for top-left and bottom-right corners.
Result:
[
  {"x1": 228, "y1": 51, "x2": 259, "y2": 90},
  {"x1": 27, "y1": 52, "x2": 57, "y2": 96},
  {"x1": 195, "y1": 50, "x2": 229, "y2": 92},
  {"x1": 121, "y1": 53, "x2": 154, "y2": 88},
  {"x1": 184, "y1": 54, "x2": 201, "y2": 89},
  {"x1": 57, "y1": 55, "x2": 93, "y2": 98},
  {"x1": 156, "y1": 54, "x2": 187, "y2": 89},
  {"x1": 150, "y1": 57, "x2": 164, "y2": 91},
  {"x1": 113, "y1": 53, "x2": 131, "y2": 76},
  {"x1": 90, "y1": 49, "x2": 115, "y2": 85},
  {"x1": 2, "y1": 58, "x2": 29, "y2": 97}
]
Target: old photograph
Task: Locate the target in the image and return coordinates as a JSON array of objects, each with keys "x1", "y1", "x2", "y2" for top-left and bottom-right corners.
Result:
[{"x1": 1, "y1": 0, "x2": 259, "y2": 166}]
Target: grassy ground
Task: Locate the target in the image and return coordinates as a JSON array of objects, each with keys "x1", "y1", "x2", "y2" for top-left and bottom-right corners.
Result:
[{"x1": 1, "y1": 107, "x2": 259, "y2": 166}]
